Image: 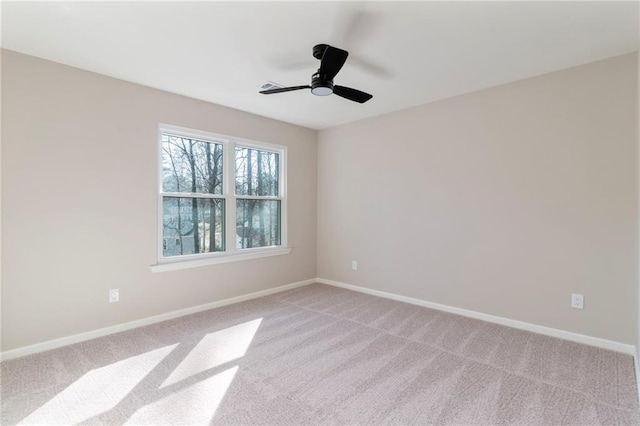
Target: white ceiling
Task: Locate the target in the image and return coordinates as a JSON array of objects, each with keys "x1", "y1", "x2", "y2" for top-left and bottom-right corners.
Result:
[{"x1": 2, "y1": 1, "x2": 639, "y2": 130}]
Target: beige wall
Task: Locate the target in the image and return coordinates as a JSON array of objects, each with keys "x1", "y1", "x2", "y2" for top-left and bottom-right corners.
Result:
[
  {"x1": 1, "y1": 50, "x2": 317, "y2": 351},
  {"x1": 2, "y1": 48, "x2": 638, "y2": 352},
  {"x1": 637, "y1": 48, "x2": 640, "y2": 354},
  {"x1": 318, "y1": 53, "x2": 638, "y2": 344}
]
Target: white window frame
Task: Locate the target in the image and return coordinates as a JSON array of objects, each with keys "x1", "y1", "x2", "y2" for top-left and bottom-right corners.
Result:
[{"x1": 151, "y1": 124, "x2": 290, "y2": 272}]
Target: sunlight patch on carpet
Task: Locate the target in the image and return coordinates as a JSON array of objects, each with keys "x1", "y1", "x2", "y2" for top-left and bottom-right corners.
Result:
[
  {"x1": 18, "y1": 344, "x2": 178, "y2": 425},
  {"x1": 161, "y1": 318, "x2": 262, "y2": 388},
  {"x1": 126, "y1": 365, "x2": 239, "y2": 424}
]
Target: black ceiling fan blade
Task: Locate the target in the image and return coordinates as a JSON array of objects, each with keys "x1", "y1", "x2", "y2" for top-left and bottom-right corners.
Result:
[
  {"x1": 260, "y1": 85, "x2": 311, "y2": 94},
  {"x1": 333, "y1": 85, "x2": 373, "y2": 103},
  {"x1": 319, "y1": 45, "x2": 349, "y2": 80}
]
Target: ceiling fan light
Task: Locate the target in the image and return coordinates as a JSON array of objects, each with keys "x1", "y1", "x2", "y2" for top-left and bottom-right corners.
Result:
[{"x1": 311, "y1": 86, "x2": 333, "y2": 96}]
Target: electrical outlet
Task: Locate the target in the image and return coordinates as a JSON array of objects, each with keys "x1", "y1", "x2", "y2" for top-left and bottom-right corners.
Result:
[
  {"x1": 352, "y1": 260, "x2": 358, "y2": 271},
  {"x1": 571, "y1": 293, "x2": 584, "y2": 309},
  {"x1": 109, "y1": 289, "x2": 120, "y2": 303}
]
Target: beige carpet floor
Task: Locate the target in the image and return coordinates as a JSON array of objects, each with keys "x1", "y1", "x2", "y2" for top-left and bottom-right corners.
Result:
[{"x1": 1, "y1": 283, "x2": 639, "y2": 425}]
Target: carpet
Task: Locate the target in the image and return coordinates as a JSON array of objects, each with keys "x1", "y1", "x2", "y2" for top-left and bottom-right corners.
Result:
[{"x1": 1, "y1": 283, "x2": 638, "y2": 425}]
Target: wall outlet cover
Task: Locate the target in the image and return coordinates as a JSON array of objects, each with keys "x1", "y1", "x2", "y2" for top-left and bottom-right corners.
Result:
[{"x1": 571, "y1": 293, "x2": 584, "y2": 309}]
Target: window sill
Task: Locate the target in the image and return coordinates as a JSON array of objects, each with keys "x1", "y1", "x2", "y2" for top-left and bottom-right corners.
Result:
[{"x1": 150, "y1": 247, "x2": 292, "y2": 273}]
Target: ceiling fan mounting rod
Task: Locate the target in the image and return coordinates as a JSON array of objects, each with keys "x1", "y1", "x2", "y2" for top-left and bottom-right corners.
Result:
[{"x1": 312, "y1": 43, "x2": 329, "y2": 60}]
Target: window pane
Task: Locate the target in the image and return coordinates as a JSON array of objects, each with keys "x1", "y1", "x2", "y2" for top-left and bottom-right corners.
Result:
[
  {"x1": 163, "y1": 197, "x2": 225, "y2": 257},
  {"x1": 235, "y1": 147, "x2": 279, "y2": 196},
  {"x1": 236, "y1": 200, "x2": 281, "y2": 249},
  {"x1": 162, "y1": 134, "x2": 223, "y2": 195}
]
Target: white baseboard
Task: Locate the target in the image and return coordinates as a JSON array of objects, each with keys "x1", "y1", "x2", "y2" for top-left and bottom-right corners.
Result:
[
  {"x1": 317, "y1": 278, "x2": 637, "y2": 356},
  {"x1": 0, "y1": 278, "x2": 315, "y2": 362},
  {"x1": 3, "y1": 276, "x2": 637, "y2": 370}
]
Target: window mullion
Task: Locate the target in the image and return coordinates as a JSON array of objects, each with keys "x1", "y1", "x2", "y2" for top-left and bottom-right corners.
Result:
[
  {"x1": 236, "y1": 196, "x2": 282, "y2": 201},
  {"x1": 225, "y1": 140, "x2": 237, "y2": 253},
  {"x1": 161, "y1": 192, "x2": 222, "y2": 199}
]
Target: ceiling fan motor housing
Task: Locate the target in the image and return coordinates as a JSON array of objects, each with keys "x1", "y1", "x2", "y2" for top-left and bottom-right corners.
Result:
[{"x1": 311, "y1": 72, "x2": 334, "y2": 96}]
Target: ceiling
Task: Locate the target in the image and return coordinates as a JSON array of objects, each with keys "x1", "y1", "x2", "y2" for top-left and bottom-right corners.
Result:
[{"x1": 2, "y1": 1, "x2": 639, "y2": 130}]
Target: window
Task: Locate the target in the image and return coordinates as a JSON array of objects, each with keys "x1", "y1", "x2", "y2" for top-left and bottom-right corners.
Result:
[
  {"x1": 156, "y1": 125, "x2": 288, "y2": 269},
  {"x1": 235, "y1": 147, "x2": 281, "y2": 249}
]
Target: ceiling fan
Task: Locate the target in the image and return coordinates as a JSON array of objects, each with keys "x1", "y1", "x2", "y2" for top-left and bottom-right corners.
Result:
[{"x1": 259, "y1": 44, "x2": 373, "y2": 104}]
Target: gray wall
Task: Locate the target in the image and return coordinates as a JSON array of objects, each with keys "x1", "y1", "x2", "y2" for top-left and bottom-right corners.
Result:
[
  {"x1": 1, "y1": 50, "x2": 318, "y2": 351},
  {"x1": 318, "y1": 53, "x2": 638, "y2": 344}
]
